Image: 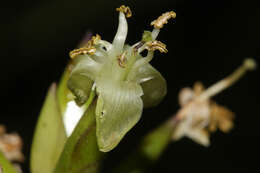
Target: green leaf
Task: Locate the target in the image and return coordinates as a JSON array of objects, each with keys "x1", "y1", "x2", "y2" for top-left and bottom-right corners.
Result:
[
  {"x1": 30, "y1": 83, "x2": 67, "y2": 173},
  {"x1": 0, "y1": 151, "x2": 17, "y2": 173},
  {"x1": 140, "y1": 122, "x2": 173, "y2": 160},
  {"x1": 54, "y1": 92, "x2": 103, "y2": 173},
  {"x1": 96, "y1": 79, "x2": 143, "y2": 152},
  {"x1": 57, "y1": 65, "x2": 72, "y2": 116}
]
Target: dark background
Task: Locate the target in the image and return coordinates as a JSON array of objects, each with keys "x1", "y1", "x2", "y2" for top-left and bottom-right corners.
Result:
[{"x1": 1, "y1": 0, "x2": 260, "y2": 172}]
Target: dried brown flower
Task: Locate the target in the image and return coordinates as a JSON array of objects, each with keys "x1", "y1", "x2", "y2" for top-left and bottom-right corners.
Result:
[
  {"x1": 173, "y1": 82, "x2": 234, "y2": 146},
  {"x1": 172, "y1": 58, "x2": 256, "y2": 146},
  {"x1": 0, "y1": 125, "x2": 24, "y2": 162}
]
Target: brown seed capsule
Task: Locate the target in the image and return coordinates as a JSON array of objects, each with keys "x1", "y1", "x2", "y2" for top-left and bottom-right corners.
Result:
[
  {"x1": 151, "y1": 11, "x2": 176, "y2": 29},
  {"x1": 116, "y1": 5, "x2": 132, "y2": 18},
  {"x1": 145, "y1": 40, "x2": 168, "y2": 53}
]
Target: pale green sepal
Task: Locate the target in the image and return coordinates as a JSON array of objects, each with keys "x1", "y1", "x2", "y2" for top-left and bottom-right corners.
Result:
[
  {"x1": 96, "y1": 79, "x2": 143, "y2": 152},
  {"x1": 30, "y1": 83, "x2": 66, "y2": 173},
  {"x1": 0, "y1": 151, "x2": 17, "y2": 173}
]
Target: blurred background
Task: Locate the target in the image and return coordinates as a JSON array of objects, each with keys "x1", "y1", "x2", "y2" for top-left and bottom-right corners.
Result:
[{"x1": 1, "y1": 0, "x2": 259, "y2": 172}]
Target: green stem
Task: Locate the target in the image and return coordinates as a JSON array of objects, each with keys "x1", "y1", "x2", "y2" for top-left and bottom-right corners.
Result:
[
  {"x1": 112, "y1": 117, "x2": 176, "y2": 173},
  {"x1": 198, "y1": 58, "x2": 256, "y2": 101}
]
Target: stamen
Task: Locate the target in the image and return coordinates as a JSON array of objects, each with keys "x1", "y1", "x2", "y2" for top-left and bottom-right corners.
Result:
[
  {"x1": 116, "y1": 5, "x2": 132, "y2": 18},
  {"x1": 69, "y1": 47, "x2": 96, "y2": 59},
  {"x1": 117, "y1": 51, "x2": 127, "y2": 68},
  {"x1": 69, "y1": 34, "x2": 101, "y2": 59},
  {"x1": 145, "y1": 40, "x2": 168, "y2": 53},
  {"x1": 112, "y1": 6, "x2": 129, "y2": 53},
  {"x1": 99, "y1": 40, "x2": 113, "y2": 51},
  {"x1": 151, "y1": 28, "x2": 160, "y2": 40},
  {"x1": 151, "y1": 11, "x2": 176, "y2": 29},
  {"x1": 198, "y1": 58, "x2": 257, "y2": 101},
  {"x1": 91, "y1": 34, "x2": 101, "y2": 45},
  {"x1": 132, "y1": 51, "x2": 154, "y2": 70},
  {"x1": 142, "y1": 31, "x2": 153, "y2": 42}
]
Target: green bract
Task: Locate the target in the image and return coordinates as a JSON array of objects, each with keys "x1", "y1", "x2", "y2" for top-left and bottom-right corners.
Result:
[{"x1": 68, "y1": 8, "x2": 168, "y2": 152}]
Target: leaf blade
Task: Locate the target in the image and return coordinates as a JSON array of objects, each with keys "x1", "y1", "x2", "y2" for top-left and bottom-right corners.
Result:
[
  {"x1": 0, "y1": 151, "x2": 17, "y2": 173},
  {"x1": 54, "y1": 94, "x2": 103, "y2": 173},
  {"x1": 30, "y1": 83, "x2": 66, "y2": 173}
]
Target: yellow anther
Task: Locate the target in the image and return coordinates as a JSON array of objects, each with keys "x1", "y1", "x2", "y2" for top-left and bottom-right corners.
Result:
[
  {"x1": 92, "y1": 34, "x2": 101, "y2": 45},
  {"x1": 69, "y1": 47, "x2": 96, "y2": 59},
  {"x1": 117, "y1": 51, "x2": 127, "y2": 68},
  {"x1": 151, "y1": 11, "x2": 176, "y2": 29},
  {"x1": 145, "y1": 40, "x2": 168, "y2": 53},
  {"x1": 69, "y1": 34, "x2": 101, "y2": 59},
  {"x1": 116, "y1": 5, "x2": 132, "y2": 18}
]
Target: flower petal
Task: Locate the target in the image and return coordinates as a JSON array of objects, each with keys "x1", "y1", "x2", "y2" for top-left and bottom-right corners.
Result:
[
  {"x1": 95, "y1": 79, "x2": 143, "y2": 152},
  {"x1": 67, "y1": 55, "x2": 101, "y2": 106},
  {"x1": 129, "y1": 62, "x2": 167, "y2": 108}
]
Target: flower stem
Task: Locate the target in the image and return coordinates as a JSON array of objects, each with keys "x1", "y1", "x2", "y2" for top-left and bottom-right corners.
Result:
[
  {"x1": 111, "y1": 118, "x2": 176, "y2": 173},
  {"x1": 198, "y1": 58, "x2": 256, "y2": 101}
]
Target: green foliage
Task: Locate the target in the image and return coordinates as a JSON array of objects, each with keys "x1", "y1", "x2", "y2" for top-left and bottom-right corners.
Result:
[
  {"x1": 54, "y1": 91, "x2": 103, "y2": 173},
  {"x1": 30, "y1": 84, "x2": 67, "y2": 173},
  {"x1": 112, "y1": 121, "x2": 175, "y2": 173},
  {"x1": 57, "y1": 66, "x2": 72, "y2": 115},
  {"x1": 0, "y1": 151, "x2": 17, "y2": 173}
]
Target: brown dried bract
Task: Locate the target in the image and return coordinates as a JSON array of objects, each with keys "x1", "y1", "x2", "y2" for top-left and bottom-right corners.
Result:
[
  {"x1": 151, "y1": 11, "x2": 176, "y2": 29},
  {"x1": 116, "y1": 5, "x2": 132, "y2": 18},
  {"x1": 145, "y1": 40, "x2": 168, "y2": 53},
  {"x1": 117, "y1": 51, "x2": 127, "y2": 68},
  {"x1": 69, "y1": 34, "x2": 101, "y2": 59}
]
